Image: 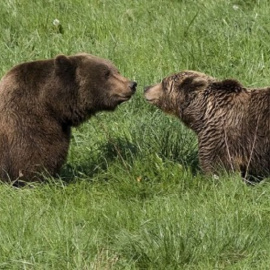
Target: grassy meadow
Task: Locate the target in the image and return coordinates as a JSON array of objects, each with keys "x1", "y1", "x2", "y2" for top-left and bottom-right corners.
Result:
[{"x1": 1, "y1": 0, "x2": 270, "y2": 269}]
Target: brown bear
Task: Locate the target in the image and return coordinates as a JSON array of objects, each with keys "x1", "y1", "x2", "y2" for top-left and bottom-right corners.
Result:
[
  {"x1": 144, "y1": 70, "x2": 270, "y2": 182},
  {"x1": 0, "y1": 53, "x2": 137, "y2": 184}
]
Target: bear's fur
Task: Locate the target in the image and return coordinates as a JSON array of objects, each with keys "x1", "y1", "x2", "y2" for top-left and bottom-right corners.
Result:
[
  {"x1": 144, "y1": 70, "x2": 270, "y2": 181},
  {"x1": 0, "y1": 53, "x2": 137, "y2": 183}
]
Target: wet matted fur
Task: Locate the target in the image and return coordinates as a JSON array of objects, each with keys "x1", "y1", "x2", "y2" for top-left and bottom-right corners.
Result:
[{"x1": 144, "y1": 70, "x2": 270, "y2": 182}]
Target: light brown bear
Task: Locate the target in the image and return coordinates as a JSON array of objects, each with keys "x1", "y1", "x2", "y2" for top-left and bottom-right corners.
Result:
[
  {"x1": 0, "y1": 53, "x2": 137, "y2": 184},
  {"x1": 144, "y1": 70, "x2": 270, "y2": 182}
]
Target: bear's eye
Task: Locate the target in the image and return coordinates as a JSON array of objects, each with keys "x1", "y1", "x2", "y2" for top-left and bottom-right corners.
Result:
[{"x1": 105, "y1": 69, "x2": 111, "y2": 79}]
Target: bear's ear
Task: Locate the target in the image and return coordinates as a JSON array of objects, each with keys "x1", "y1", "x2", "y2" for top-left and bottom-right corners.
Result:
[
  {"x1": 54, "y1": 54, "x2": 74, "y2": 74},
  {"x1": 180, "y1": 76, "x2": 208, "y2": 92},
  {"x1": 212, "y1": 79, "x2": 243, "y2": 93}
]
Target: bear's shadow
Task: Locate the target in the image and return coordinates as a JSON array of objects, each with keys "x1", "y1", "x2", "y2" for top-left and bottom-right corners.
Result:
[
  {"x1": 60, "y1": 137, "x2": 200, "y2": 183},
  {"x1": 60, "y1": 137, "x2": 139, "y2": 182}
]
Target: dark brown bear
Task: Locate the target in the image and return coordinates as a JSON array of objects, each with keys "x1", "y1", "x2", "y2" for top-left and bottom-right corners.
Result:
[
  {"x1": 0, "y1": 53, "x2": 137, "y2": 183},
  {"x1": 144, "y1": 70, "x2": 270, "y2": 182}
]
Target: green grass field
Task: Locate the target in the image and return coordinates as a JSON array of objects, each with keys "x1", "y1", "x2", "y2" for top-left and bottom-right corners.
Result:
[{"x1": 1, "y1": 0, "x2": 270, "y2": 269}]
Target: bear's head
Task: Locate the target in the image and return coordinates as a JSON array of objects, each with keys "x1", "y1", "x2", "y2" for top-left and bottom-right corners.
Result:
[
  {"x1": 144, "y1": 71, "x2": 213, "y2": 116},
  {"x1": 48, "y1": 53, "x2": 137, "y2": 125},
  {"x1": 144, "y1": 70, "x2": 244, "y2": 132}
]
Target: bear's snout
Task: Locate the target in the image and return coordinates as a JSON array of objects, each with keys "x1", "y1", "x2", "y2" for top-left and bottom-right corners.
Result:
[
  {"x1": 144, "y1": 86, "x2": 151, "y2": 93},
  {"x1": 143, "y1": 83, "x2": 163, "y2": 104},
  {"x1": 129, "y1": 81, "x2": 137, "y2": 93}
]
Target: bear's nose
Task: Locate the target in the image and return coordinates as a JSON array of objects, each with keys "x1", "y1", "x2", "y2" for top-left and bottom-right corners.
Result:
[{"x1": 129, "y1": 81, "x2": 137, "y2": 92}]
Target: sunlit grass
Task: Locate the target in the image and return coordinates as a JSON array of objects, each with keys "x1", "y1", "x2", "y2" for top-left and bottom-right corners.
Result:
[{"x1": 0, "y1": 0, "x2": 270, "y2": 269}]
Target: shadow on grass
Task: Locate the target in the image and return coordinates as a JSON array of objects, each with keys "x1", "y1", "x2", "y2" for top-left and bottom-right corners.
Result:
[
  {"x1": 60, "y1": 135, "x2": 200, "y2": 183},
  {"x1": 155, "y1": 129, "x2": 200, "y2": 175},
  {"x1": 158, "y1": 144, "x2": 199, "y2": 175},
  {"x1": 60, "y1": 137, "x2": 140, "y2": 183}
]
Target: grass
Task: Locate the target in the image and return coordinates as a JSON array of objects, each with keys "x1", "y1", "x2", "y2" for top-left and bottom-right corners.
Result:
[{"x1": 1, "y1": 0, "x2": 270, "y2": 269}]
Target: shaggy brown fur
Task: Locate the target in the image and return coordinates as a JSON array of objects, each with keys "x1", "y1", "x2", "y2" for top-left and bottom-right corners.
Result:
[
  {"x1": 144, "y1": 70, "x2": 270, "y2": 181},
  {"x1": 0, "y1": 53, "x2": 137, "y2": 183}
]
